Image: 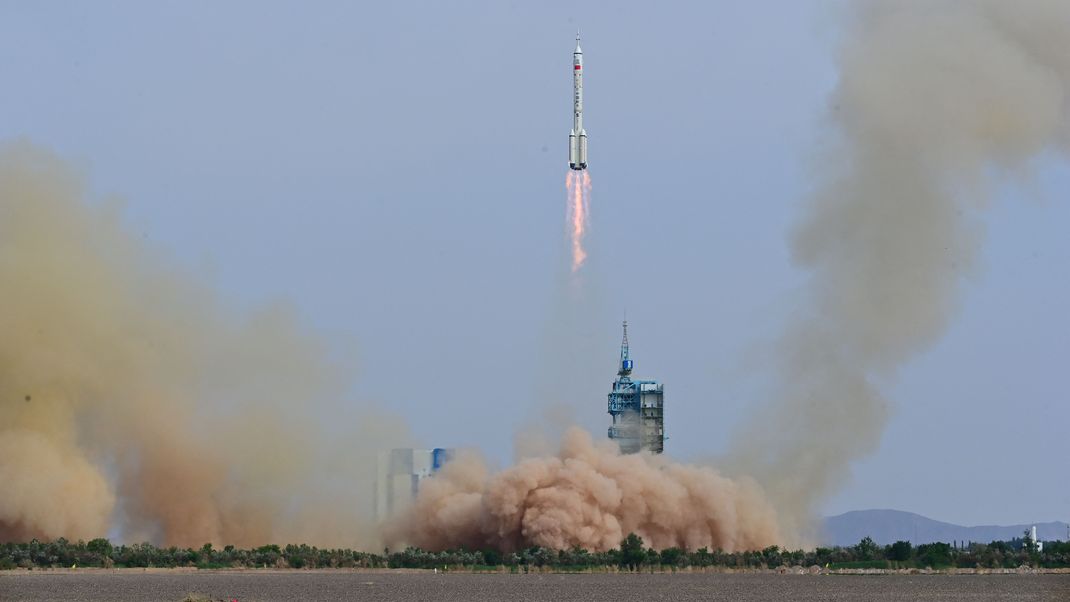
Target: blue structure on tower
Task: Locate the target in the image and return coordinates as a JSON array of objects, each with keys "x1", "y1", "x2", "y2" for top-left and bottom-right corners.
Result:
[{"x1": 607, "y1": 320, "x2": 664, "y2": 454}]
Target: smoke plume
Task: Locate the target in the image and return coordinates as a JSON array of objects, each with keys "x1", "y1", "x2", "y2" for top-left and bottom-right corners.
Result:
[
  {"x1": 0, "y1": 142, "x2": 411, "y2": 548},
  {"x1": 387, "y1": 428, "x2": 781, "y2": 552},
  {"x1": 728, "y1": 0, "x2": 1070, "y2": 542}
]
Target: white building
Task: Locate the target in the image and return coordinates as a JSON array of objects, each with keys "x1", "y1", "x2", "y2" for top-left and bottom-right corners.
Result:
[{"x1": 375, "y1": 448, "x2": 455, "y2": 522}]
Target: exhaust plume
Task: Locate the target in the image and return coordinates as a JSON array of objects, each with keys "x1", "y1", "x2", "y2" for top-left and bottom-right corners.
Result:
[
  {"x1": 729, "y1": 0, "x2": 1070, "y2": 542},
  {"x1": 0, "y1": 143, "x2": 412, "y2": 548},
  {"x1": 565, "y1": 170, "x2": 591, "y2": 273},
  {"x1": 387, "y1": 428, "x2": 781, "y2": 552}
]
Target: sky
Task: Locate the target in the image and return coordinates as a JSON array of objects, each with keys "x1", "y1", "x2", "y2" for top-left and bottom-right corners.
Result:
[{"x1": 0, "y1": 1, "x2": 1067, "y2": 527}]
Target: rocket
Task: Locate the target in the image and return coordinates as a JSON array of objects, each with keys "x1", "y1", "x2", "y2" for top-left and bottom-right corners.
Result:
[{"x1": 569, "y1": 33, "x2": 588, "y2": 170}]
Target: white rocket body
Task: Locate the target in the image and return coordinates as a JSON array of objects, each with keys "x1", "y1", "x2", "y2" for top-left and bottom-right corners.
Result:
[{"x1": 569, "y1": 35, "x2": 588, "y2": 170}]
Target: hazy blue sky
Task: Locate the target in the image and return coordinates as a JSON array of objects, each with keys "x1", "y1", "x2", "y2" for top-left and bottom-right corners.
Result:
[{"x1": 1, "y1": 1, "x2": 1067, "y2": 526}]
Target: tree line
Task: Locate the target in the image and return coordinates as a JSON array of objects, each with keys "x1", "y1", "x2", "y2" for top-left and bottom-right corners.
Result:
[{"x1": 2, "y1": 534, "x2": 1068, "y2": 571}]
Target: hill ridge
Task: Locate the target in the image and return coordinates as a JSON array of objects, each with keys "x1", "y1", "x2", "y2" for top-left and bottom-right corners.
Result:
[{"x1": 822, "y1": 509, "x2": 1069, "y2": 546}]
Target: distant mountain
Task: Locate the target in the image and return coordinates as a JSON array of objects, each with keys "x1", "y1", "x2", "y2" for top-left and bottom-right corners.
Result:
[{"x1": 822, "y1": 509, "x2": 1069, "y2": 547}]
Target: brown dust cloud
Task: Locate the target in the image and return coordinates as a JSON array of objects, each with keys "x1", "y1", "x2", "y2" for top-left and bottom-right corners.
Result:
[
  {"x1": 385, "y1": 428, "x2": 781, "y2": 553},
  {"x1": 722, "y1": 0, "x2": 1070, "y2": 544},
  {"x1": 0, "y1": 143, "x2": 412, "y2": 548},
  {"x1": 4, "y1": 0, "x2": 1070, "y2": 553}
]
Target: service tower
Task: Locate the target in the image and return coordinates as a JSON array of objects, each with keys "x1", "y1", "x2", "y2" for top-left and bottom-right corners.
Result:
[{"x1": 607, "y1": 321, "x2": 664, "y2": 454}]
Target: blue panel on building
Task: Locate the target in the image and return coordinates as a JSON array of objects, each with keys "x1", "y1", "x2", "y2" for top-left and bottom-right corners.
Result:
[{"x1": 431, "y1": 448, "x2": 451, "y2": 471}]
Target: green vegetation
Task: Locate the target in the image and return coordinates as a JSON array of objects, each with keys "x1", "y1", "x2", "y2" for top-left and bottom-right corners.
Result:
[{"x1": 2, "y1": 534, "x2": 1068, "y2": 571}]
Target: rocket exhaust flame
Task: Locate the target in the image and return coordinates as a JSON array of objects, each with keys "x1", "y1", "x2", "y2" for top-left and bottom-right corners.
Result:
[{"x1": 566, "y1": 170, "x2": 590, "y2": 273}]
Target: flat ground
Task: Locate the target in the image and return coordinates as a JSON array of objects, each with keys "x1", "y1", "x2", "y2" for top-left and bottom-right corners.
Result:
[{"x1": 2, "y1": 570, "x2": 1068, "y2": 601}]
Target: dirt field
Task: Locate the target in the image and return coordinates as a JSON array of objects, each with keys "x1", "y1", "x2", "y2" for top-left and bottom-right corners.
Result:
[{"x1": 2, "y1": 570, "x2": 1069, "y2": 601}]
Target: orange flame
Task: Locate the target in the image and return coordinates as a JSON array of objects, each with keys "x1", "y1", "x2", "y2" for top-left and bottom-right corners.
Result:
[{"x1": 566, "y1": 171, "x2": 591, "y2": 273}]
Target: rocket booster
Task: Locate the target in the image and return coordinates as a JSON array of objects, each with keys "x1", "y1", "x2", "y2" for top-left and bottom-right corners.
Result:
[{"x1": 569, "y1": 34, "x2": 588, "y2": 170}]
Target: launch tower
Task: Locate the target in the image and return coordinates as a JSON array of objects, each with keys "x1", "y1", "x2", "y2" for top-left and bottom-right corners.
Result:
[{"x1": 607, "y1": 321, "x2": 664, "y2": 454}]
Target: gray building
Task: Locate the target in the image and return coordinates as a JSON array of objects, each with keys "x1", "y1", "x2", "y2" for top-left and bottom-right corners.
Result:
[{"x1": 375, "y1": 448, "x2": 455, "y2": 521}]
